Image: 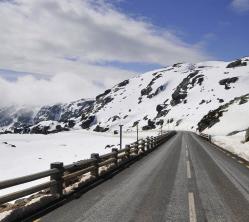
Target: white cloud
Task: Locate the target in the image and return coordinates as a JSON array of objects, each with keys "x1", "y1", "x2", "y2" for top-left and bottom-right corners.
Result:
[
  {"x1": 231, "y1": 0, "x2": 249, "y2": 12},
  {"x1": 0, "y1": 68, "x2": 134, "y2": 107},
  {"x1": 0, "y1": 0, "x2": 209, "y2": 107}
]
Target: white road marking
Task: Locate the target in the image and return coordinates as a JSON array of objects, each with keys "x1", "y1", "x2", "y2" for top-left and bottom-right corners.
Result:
[
  {"x1": 187, "y1": 161, "x2": 191, "y2": 179},
  {"x1": 188, "y1": 192, "x2": 197, "y2": 222}
]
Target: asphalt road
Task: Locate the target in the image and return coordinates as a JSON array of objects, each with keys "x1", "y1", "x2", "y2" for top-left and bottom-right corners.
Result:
[{"x1": 42, "y1": 132, "x2": 249, "y2": 222}]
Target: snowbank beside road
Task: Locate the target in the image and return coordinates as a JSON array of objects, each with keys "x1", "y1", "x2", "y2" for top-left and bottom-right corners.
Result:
[
  {"x1": 0, "y1": 129, "x2": 158, "y2": 196},
  {"x1": 212, "y1": 132, "x2": 249, "y2": 161}
]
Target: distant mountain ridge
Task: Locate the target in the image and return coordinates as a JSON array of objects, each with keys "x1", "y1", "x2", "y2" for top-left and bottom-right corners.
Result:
[{"x1": 1, "y1": 56, "x2": 249, "y2": 135}]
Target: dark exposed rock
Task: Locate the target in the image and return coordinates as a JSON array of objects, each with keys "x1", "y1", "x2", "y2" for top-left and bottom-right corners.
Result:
[
  {"x1": 81, "y1": 116, "x2": 96, "y2": 129},
  {"x1": 197, "y1": 109, "x2": 225, "y2": 132},
  {"x1": 156, "y1": 119, "x2": 164, "y2": 125},
  {"x1": 156, "y1": 104, "x2": 164, "y2": 113},
  {"x1": 94, "y1": 125, "x2": 109, "y2": 132},
  {"x1": 199, "y1": 99, "x2": 205, "y2": 105},
  {"x1": 239, "y1": 97, "x2": 248, "y2": 105},
  {"x1": 67, "y1": 120, "x2": 76, "y2": 128},
  {"x1": 147, "y1": 84, "x2": 167, "y2": 99},
  {"x1": 132, "y1": 121, "x2": 139, "y2": 127},
  {"x1": 117, "y1": 79, "x2": 129, "y2": 87},
  {"x1": 217, "y1": 98, "x2": 224, "y2": 103},
  {"x1": 226, "y1": 59, "x2": 247, "y2": 68},
  {"x1": 219, "y1": 77, "x2": 239, "y2": 89},
  {"x1": 13, "y1": 128, "x2": 23, "y2": 134},
  {"x1": 176, "y1": 119, "x2": 182, "y2": 126},
  {"x1": 96, "y1": 89, "x2": 111, "y2": 101},
  {"x1": 227, "y1": 130, "x2": 244, "y2": 136},
  {"x1": 30, "y1": 125, "x2": 50, "y2": 134},
  {"x1": 170, "y1": 71, "x2": 203, "y2": 106},
  {"x1": 169, "y1": 118, "x2": 174, "y2": 123},
  {"x1": 198, "y1": 94, "x2": 249, "y2": 132},
  {"x1": 140, "y1": 73, "x2": 162, "y2": 100},
  {"x1": 172, "y1": 63, "x2": 183, "y2": 67},
  {"x1": 156, "y1": 109, "x2": 170, "y2": 118},
  {"x1": 141, "y1": 86, "x2": 153, "y2": 96},
  {"x1": 112, "y1": 115, "x2": 120, "y2": 122},
  {"x1": 142, "y1": 119, "x2": 156, "y2": 130}
]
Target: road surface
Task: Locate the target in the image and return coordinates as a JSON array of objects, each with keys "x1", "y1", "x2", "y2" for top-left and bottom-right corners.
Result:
[{"x1": 42, "y1": 132, "x2": 249, "y2": 222}]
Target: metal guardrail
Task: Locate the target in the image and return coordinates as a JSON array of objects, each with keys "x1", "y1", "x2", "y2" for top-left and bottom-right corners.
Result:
[{"x1": 0, "y1": 131, "x2": 176, "y2": 207}]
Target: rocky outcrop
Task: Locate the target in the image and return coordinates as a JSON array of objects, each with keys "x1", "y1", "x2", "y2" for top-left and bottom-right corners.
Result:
[
  {"x1": 81, "y1": 116, "x2": 96, "y2": 129},
  {"x1": 142, "y1": 119, "x2": 156, "y2": 130},
  {"x1": 93, "y1": 125, "x2": 109, "y2": 132},
  {"x1": 96, "y1": 89, "x2": 111, "y2": 100},
  {"x1": 219, "y1": 77, "x2": 238, "y2": 90},
  {"x1": 117, "y1": 79, "x2": 129, "y2": 87},
  {"x1": 226, "y1": 59, "x2": 247, "y2": 68},
  {"x1": 198, "y1": 94, "x2": 249, "y2": 132},
  {"x1": 170, "y1": 71, "x2": 204, "y2": 106}
]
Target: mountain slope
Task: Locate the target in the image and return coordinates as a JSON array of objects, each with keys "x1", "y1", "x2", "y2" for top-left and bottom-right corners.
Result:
[
  {"x1": 0, "y1": 57, "x2": 248, "y2": 136},
  {"x1": 80, "y1": 57, "x2": 249, "y2": 135},
  {"x1": 0, "y1": 99, "x2": 94, "y2": 134}
]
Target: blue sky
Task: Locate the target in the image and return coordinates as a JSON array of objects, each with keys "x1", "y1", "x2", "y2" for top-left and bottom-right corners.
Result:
[
  {"x1": 0, "y1": 0, "x2": 248, "y2": 106},
  {"x1": 113, "y1": 0, "x2": 249, "y2": 61}
]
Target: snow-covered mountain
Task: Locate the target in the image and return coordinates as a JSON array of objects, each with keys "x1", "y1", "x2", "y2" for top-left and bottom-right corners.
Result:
[
  {"x1": 1, "y1": 57, "x2": 249, "y2": 136},
  {"x1": 0, "y1": 99, "x2": 94, "y2": 134}
]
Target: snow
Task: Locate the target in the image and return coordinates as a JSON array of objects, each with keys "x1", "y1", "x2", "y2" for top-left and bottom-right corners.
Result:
[
  {"x1": 80, "y1": 58, "x2": 249, "y2": 135},
  {"x1": 212, "y1": 132, "x2": 249, "y2": 161},
  {"x1": 205, "y1": 98, "x2": 249, "y2": 135},
  {"x1": 0, "y1": 129, "x2": 158, "y2": 197}
]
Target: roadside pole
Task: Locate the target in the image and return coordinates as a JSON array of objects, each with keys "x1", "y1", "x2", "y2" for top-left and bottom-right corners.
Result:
[
  {"x1": 119, "y1": 125, "x2": 123, "y2": 150},
  {"x1": 136, "y1": 124, "x2": 139, "y2": 144}
]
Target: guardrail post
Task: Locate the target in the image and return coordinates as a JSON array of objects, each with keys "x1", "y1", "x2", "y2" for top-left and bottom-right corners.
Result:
[
  {"x1": 141, "y1": 139, "x2": 145, "y2": 153},
  {"x1": 90, "y1": 153, "x2": 100, "y2": 178},
  {"x1": 50, "y1": 162, "x2": 64, "y2": 198},
  {"x1": 208, "y1": 135, "x2": 212, "y2": 142},
  {"x1": 125, "y1": 145, "x2": 131, "y2": 159},
  {"x1": 146, "y1": 137, "x2": 150, "y2": 151},
  {"x1": 135, "y1": 141, "x2": 139, "y2": 155},
  {"x1": 112, "y1": 148, "x2": 118, "y2": 167},
  {"x1": 152, "y1": 137, "x2": 156, "y2": 148}
]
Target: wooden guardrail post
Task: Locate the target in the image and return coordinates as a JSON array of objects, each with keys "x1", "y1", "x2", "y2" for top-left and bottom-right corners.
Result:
[
  {"x1": 146, "y1": 137, "x2": 150, "y2": 152},
  {"x1": 125, "y1": 145, "x2": 131, "y2": 159},
  {"x1": 90, "y1": 153, "x2": 100, "y2": 178},
  {"x1": 152, "y1": 137, "x2": 156, "y2": 148},
  {"x1": 50, "y1": 162, "x2": 64, "y2": 198},
  {"x1": 112, "y1": 148, "x2": 118, "y2": 167},
  {"x1": 135, "y1": 141, "x2": 139, "y2": 155},
  {"x1": 141, "y1": 139, "x2": 145, "y2": 153}
]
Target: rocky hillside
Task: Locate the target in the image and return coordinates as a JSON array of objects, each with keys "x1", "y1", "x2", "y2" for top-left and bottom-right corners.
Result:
[
  {"x1": 1, "y1": 57, "x2": 249, "y2": 136},
  {"x1": 0, "y1": 99, "x2": 94, "y2": 134}
]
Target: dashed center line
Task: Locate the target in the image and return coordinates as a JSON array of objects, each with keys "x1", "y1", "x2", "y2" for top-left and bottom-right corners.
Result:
[
  {"x1": 187, "y1": 160, "x2": 191, "y2": 179},
  {"x1": 188, "y1": 192, "x2": 197, "y2": 222}
]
